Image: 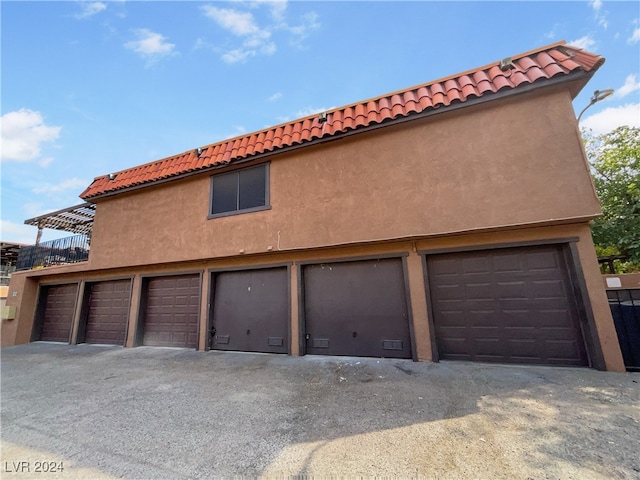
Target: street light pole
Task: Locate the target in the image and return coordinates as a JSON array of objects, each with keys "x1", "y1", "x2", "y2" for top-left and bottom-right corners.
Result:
[{"x1": 577, "y1": 89, "x2": 614, "y2": 123}]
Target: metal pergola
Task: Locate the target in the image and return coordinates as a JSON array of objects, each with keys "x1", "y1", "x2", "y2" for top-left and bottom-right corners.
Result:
[{"x1": 23, "y1": 202, "x2": 96, "y2": 243}]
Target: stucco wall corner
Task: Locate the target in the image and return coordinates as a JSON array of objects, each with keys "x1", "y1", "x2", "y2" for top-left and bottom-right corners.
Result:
[
  {"x1": 574, "y1": 227, "x2": 625, "y2": 372},
  {"x1": 1, "y1": 272, "x2": 39, "y2": 347}
]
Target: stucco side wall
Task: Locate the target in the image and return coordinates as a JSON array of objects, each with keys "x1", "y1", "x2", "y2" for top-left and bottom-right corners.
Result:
[
  {"x1": 571, "y1": 225, "x2": 625, "y2": 371},
  {"x1": 1, "y1": 273, "x2": 39, "y2": 346},
  {"x1": 88, "y1": 88, "x2": 600, "y2": 269}
]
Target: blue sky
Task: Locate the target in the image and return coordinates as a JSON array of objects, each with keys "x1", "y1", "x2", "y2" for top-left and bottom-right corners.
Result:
[{"x1": 1, "y1": 0, "x2": 639, "y2": 244}]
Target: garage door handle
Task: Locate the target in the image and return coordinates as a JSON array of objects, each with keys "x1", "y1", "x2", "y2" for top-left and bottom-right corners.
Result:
[
  {"x1": 246, "y1": 329, "x2": 250, "y2": 335},
  {"x1": 353, "y1": 331, "x2": 357, "y2": 338}
]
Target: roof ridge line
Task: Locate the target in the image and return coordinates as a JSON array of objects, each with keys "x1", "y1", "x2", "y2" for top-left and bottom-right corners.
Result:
[
  {"x1": 338, "y1": 41, "x2": 572, "y2": 111},
  {"x1": 103, "y1": 41, "x2": 575, "y2": 178},
  {"x1": 81, "y1": 41, "x2": 603, "y2": 200}
]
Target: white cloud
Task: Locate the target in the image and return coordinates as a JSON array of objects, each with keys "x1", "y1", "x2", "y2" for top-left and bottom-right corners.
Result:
[
  {"x1": 615, "y1": 74, "x2": 640, "y2": 98},
  {"x1": 32, "y1": 178, "x2": 89, "y2": 195},
  {"x1": 74, "y1": 2, "x2": 107, "y2": 20},
  {"x1": 597, "y1": 17, "x2": 608, "y2": 30},
  {"x1": 277, "y1": 105, "x2": 333, "y2": 123},
  {"x1": 222, "y1": 49, "x2": 255, "y2": 63},
  {"x1": 0, "y1": 220, "x2": 39, "y2": 245},
  {"x1": 201, "y1": 2, "x2": 318, "y2": 63},
  {"x1": 23, "y1": 202, "x2": 46, "y2": 217},
  {"x1": 125, "y1": 29, "x2": 177, "y2": 65},
  {"x1": 544, "y1": 28, "x2": 557, "y2": 40},
  {"x1": 581, "y1": 103, "x2": 640, "y2": 135},
  {"x1": 221, "y1": 126, "x2": 248, "y2": 140},
  {"x1": 193, "y1": 38, "x2": 212, "y2": 51},
  {"x1": 39, "y1": 157, "x2": 54, "y2": 168},
  {"x1": 285, "y1": 11, "x2": 320, "y2": 45},
  {"x1": 0, "y1": 109, "x2": 61, "y2": 162},
  {"x1": 629, "y1": 27, "x2": 640, "y2": 44},
  {"x1": 0, "y1": 218, "x2": 73, "y2": 244},
  {"x1": 268, "y1": 92, "x2": 282, "y2": 102},
  {"x1": 266, "y1": 0, "x2": 288, "y2": 23},
  {"x1": 202, "y1": 7, "x2": 265, "y2": 37},
  {"x1": 296, "y1": 106, "x2": 330, "y2": 118},
  {"x1": 568, "y1": 35, "x2": 596, "y2": 50},
  {"x1": 202, "y1": 5, "x2": 275, "y2": 63},
  {"x1": 588, "y1": 0, "x2": 608, "y2": 29}
]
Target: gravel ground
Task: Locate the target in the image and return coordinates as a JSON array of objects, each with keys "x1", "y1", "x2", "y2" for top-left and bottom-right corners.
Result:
[{"x1": 1, "y1": 342, "x2": 638, "y2": 479}]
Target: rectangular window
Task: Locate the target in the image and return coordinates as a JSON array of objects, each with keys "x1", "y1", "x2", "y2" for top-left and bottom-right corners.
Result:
[{"x1": 210, "y1": 164, "x2": 269, "y2": 217}]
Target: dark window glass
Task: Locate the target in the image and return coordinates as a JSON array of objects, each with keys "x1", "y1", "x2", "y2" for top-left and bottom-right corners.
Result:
[
  {"x1": 239, "y1": 166, "x2": 266, "y2": 210},
  {"x1": 211, "y1": 172, "x2": 239, "y2": 214},
  {"x1": 210, "y1": 164, "x2": 267, "y2": 216}
]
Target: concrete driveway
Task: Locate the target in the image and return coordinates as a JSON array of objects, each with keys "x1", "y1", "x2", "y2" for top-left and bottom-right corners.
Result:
[{"x1": 1, "y1": 343, "x2": 638, "y2": 479}]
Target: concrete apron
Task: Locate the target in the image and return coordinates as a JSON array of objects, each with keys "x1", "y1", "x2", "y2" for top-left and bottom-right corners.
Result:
[{"x1": 1, "y1": 343, "x2": 638, "y2": 479}]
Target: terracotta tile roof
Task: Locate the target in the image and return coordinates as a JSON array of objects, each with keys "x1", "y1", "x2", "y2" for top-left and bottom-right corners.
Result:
[{"x1": 81, "y1": 41, "x2": 603, "y2": 200}]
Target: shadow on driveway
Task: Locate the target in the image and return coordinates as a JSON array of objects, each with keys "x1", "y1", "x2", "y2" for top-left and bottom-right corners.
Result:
[{"x1": 1, "y1": 342, "x2": 638, "y2": 479}]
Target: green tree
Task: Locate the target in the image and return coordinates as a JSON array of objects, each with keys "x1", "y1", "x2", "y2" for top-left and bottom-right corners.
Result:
[{"x1": 584, "y1": 126, "x2": 640, "y2": 271}]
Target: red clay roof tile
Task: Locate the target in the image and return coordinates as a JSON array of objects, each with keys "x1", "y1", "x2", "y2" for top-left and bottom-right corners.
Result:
[{"x1": 81, "y1": 41, "x2": 604, "y2": 200}]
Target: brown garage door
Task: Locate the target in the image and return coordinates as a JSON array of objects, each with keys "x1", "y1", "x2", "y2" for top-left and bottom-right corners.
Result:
[
  {"x1": 82, "y1": 279, "x2": 131, "y2": 345},
  {"x1": 35, "y1": 284, "x2": 78, "y2": 342},
  {"x1": 427, "y1": 245, "x2": 589, "y2": 366},
  {"x1": 303, "y1": 258, "x2": 412, "y2": 358},
  {"x1": 143, "y1": 274, "x2": 200, "y2": 348},
  {"x1": 211, "y1": 267, "x2": 288, "y2": 353}
]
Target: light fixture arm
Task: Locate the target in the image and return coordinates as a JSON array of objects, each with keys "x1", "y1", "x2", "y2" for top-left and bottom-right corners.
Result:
[{"x1": 577, "y1": 89, "x2": 614, "y2": 123}]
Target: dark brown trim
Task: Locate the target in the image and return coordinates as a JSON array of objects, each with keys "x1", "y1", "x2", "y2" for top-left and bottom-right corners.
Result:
[
  {"x1": 73, "y1": 281, "x2": 90, "y2": 345},
  {"x1": 66, "y1": 284, "x2": 80, "y2": 345},
  {"x1": 207, "y1": 205, "x2": 271, "y2": 220},
  {"x1": 207, "y1": 262, "x2": 292, "y2": 274},
  {"x1": 421, "y1": 254, "x2": 440, "y2": 362},
  {"x1": 205, "y1": 272, "x2": 213, "y2": 352},
  {"x1": 296, "y1": 252, "x2": 409, "y2": 268},
  {"x1": 401, "y1": 256, "x2": 418, "y2": 362},
  {"x1": 297, "y1": 262, "x2": 307, "y2": 356},
  {"x1": 84, "y1": 70, "x2": 594, "y2": 202},
  {"x1": 138, "y1": 269, "x2": 204, "y2": 279},
  {"x1": 286, "y1": 264, "x2": 292, "y2": 356},
  {"x1": 565, "y1": 242, "x2": 606, "y2": 370},
  {"x1": 418, "y1": 237, "x2": 580, "y2": 256},
  {"x1": 123, "y1": 276, "x2": 135, "y2": 348},
  {"x1": 35, "y1": 279, "x2": 87, "y2": 287},
  {"x1": 30, "y1": 283, "x2": 48, "y2": 342},
  {"x1": 134, "y1": 278, "x2": 148, "y2": 347},
  {"x1": 78, "y1": 274, "x2": 136, "y2": 284},
  {"x1": 194, "y1": 271, "x2": 203, "y2": 351}
]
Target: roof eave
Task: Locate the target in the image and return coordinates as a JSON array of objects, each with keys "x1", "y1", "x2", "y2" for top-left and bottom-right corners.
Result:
[{"x1": 83, "y1": 68, "x2": 597, "y2": 203}]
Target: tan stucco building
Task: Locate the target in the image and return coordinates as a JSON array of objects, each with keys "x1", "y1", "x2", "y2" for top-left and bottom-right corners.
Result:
[{"x1": 2, "y1": 42, "x2": 625, "y2": 371}]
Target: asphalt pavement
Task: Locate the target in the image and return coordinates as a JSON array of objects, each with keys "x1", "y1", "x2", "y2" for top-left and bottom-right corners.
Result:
[{"x1": 1, "y1": 342, "x2": 638, "y2": 479}]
